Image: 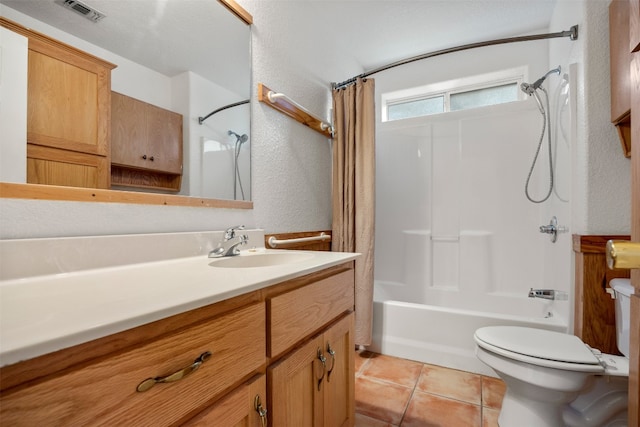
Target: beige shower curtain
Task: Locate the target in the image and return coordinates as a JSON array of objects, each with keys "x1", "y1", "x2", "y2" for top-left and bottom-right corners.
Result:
[{"x1": 331, "y1": 78, "x2": 375, "y2": 346}]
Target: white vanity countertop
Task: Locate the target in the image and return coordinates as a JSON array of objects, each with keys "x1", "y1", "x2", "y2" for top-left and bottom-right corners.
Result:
[{"x1": 0, "y1": 249, "x2": 359, "y2": 367}]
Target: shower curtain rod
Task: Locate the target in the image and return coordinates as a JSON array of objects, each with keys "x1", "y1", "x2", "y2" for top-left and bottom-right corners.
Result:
[
  {"x1": 198, "y1": 99, "x2": 250, "y2": 125},
  {"x1": 331, "y1": 25, "x2": 578, "y2": 90}
]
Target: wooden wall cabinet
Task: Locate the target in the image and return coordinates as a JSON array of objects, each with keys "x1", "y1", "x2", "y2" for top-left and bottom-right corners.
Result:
[
  {"x1": 0, "y1": 262, "x2": 356, "y2": 427},
  {"x1": 610, "y1": 0, "x2": 632, "y2": 157},
  {"x1": 111, "y1": 92, "x2": 183, "y2": 192},
  {"x1": 0, "y1": 18, "x2": 116, "y2": 189}
]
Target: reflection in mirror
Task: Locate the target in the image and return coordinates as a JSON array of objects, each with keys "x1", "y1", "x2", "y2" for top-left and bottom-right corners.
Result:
[{"x1": 0, "y1": 0, "x2": 251, "y2": 202}]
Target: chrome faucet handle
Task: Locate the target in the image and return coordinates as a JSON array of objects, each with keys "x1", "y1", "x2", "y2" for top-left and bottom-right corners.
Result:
[{"x1": 224, "y1": 225, "x2": 245, "y2": 240}]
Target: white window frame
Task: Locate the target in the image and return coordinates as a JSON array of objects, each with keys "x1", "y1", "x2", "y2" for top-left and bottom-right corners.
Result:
[{"x1": 381, "y1": 66, "x2": 529, "y2": 122}]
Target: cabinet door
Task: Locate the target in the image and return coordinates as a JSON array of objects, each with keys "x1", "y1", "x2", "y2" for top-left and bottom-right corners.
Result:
[
  {"x1": 111, "y1": 92, "x2": 148, "y2": 169},
  {"x1": 27, "y1": 144, "x2": 109, "y2": 188},
  {"x1": 27, "y1": 40, "x2": 110, "y2": 157},
  {"x1": 146, "y1": 103, "x2": 183, "y2": 174},
  {"x1": 631, "y1": 0, "x2": 640, "y2": 52},
  {"x1": 111, "y1": 92, "x2": 183, "y2": 174},
  {"x1": 610, "y1": 0, "x2": 631, "y2": 123},
  {"x1": 323, "y1": 314, "x2": 355, "y2": 427},
  {"x1": 184, "y1": 375, "x2": 267, "y2": 427},
  {"x1": 269, "y1": 335, "x2": 325, "y2": 426}
]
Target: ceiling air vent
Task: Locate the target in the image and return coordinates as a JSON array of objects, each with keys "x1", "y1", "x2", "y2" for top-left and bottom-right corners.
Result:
[{"x1": 58, "y1": 0, "x2": 106, "y2": 23}]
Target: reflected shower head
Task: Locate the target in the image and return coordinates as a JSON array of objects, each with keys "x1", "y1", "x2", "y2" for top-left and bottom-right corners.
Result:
[{"x1": 228, "y1": 130, "x2": 249, "y2": 144}]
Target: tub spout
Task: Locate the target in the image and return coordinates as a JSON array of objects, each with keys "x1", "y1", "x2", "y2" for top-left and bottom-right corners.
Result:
[{"x1": 528, "y1": 288, "x2": 567, "y2": 300}]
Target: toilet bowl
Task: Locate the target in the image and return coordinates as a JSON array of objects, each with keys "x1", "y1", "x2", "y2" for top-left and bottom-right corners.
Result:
[{"x1": 474, "y1": 278, "x2": 633, "y2": 427}]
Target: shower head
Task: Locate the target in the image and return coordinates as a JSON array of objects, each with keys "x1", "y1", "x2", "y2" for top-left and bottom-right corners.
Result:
[
  {"x1": 520, "y1": 65, "x2": 561, "y2": 113},
  {"x1": 531, "y1": 65, "x2": 561, "y2": 90},
  {"x1": 228, "y1": 130, "x2": 249, "y2": 144},
  {"x1": 521, "y1": 65, "x2": 562, "y2": 96}
]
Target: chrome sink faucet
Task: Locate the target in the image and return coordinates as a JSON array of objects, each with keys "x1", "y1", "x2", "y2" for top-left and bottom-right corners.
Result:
[{"x1": 208, "y1": 226, "x2": 248, "y2": 258}]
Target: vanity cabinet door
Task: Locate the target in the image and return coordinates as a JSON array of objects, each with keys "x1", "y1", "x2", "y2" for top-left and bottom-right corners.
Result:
[
  {"x1": 268, "y1": 314, "x2": 355, "y2": 427},
  {"x1": 184, "y1": 375, "x2": 267, "y2": 427},
  {"x1": 323, "y1": 314, "x2": 355, "y2": 427},
  {"x1": 0, "y1": 302, "x2": 265, "y2": 427},
  {"x1": 269, "y1": 335, "x2": 325, "y2": 426}
]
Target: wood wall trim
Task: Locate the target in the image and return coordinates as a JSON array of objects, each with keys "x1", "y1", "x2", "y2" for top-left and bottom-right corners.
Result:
[
  {"x1": 217, "y1": 0, "x2": 253, "y2": 25},
  {"x1": 0, "y1": 182, "x2": 253, "y2": 209},
  {"x1": 257, "y1": 83, "x2": 333, "y2": 138}
]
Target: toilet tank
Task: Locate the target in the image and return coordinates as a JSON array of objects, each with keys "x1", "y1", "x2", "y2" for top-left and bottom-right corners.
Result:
[{"x1": 610, "y1": 278, "x2": 634, "y2": 358}]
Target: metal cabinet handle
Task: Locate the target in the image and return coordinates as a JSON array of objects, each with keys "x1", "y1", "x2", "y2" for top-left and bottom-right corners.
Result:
[
  {"x1": 142, "y1": 154, "x2": 147, "y2": 160},
  {"x1": 326, "y1": 343, "x2": 336, "y2": 382},
  {"x1": 136, "y1": 351, "x2": 212, "y2": 392},
  {"x1": 149, "y1": 156, "x2": 155, "y2": 161},
  {"x1": 254, "y1": 395, "x2": 268, "y2": 427},
  {"x1": 316, "y1": 348, "x2": 326, "y2": 391}
]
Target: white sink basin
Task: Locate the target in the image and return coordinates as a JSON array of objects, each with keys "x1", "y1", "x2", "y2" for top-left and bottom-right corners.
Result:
[{"x1": 209, "y1": 252, "x2": 315, "y2": 268}]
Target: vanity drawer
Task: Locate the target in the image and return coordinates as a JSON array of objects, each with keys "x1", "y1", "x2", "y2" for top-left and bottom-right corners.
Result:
[
  {"x1": 268, "y1": 269, "x2": 354, "y2": 358},
  {"x1": 0, "y1": 302, "x2": 266, "y2": 427}
]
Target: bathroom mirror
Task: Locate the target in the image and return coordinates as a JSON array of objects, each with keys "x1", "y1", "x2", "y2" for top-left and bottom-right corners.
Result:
[{"x1": 0, "y1": 0, "x2": 252, "y2": 206}]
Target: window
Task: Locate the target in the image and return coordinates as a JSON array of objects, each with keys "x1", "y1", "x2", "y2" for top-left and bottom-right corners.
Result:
[{"x1": 382, "y1": 67, "x2": 527, "y2": 122}]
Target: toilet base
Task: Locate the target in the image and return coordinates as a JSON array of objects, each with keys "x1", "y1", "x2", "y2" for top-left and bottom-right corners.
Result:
[
  {"x1": 499, "y1": 390, "x2": 568, "y2": 427},
  {"x1": 497, "y1": 376, "x2": 629, "y2": 427}
]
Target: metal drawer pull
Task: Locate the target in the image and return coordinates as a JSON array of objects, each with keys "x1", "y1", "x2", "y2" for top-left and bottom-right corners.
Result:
[
  {"x1": 326, "y1": 343, "x2": 336, "y2": 382},
  {"x1": 254, "y1": 395, "x2": 268, "y2": 427},
  {"x1": 316, "y1": 348, "x2": 326, "y2": 391},
  {"x1": 136, "y1": 351, "x2": 212, "y2": 392}
]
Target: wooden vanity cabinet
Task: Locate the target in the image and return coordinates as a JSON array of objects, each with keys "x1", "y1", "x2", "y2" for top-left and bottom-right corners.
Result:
[
  {"x1": 0, "y1": 261, "x2": 356, "y2": 426},
  {"x1": 0, "y1": 18, "x2": 116, "y2": 188},
  {"x1": 0, "y1": 301, "x2": 266, "y2": 427},
  {"x1": 266, "y1": 266, "x2": 356, "y2": 427},
  {"x1": 111, "y1": 91, "x2": 183, "y2": 191}
]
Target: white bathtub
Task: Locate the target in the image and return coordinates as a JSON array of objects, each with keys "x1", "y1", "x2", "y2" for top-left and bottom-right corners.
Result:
[{"x1": 369, "y1": 283, "x2": 569, "y2": 377}]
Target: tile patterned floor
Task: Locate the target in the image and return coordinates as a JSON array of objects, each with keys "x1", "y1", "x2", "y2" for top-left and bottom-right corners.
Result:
[{"x1": 355, "y1": 350, "x2": 506, "y2": 427}]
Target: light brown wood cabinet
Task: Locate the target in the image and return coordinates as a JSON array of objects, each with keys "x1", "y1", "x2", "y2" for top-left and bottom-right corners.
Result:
[
  {"x1": 610, "y1": 0, "x2": 632, "y2": 157},
  {"x1": 111, "y1": 92, "x2": 183, "y2": 191},
  {"x1": 266, "y1": 267, "x2": 356, "y2": 427},
  {"x1": 0, "y1": 262, "x2": 356, "y2": 427},
  {"x1": 0, "y1": 18, "x2": 116, "y2": 188},
  {"x1": 269, "y1": 314, "x2": 354, "y2": 427}
]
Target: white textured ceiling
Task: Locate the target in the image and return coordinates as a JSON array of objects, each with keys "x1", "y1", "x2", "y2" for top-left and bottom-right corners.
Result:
[
  {"x1": 1, "y1": 0, "x2": 559, "y2": 88},
  {"x1": 253, "y1": 0, "x2": 560, "y2": 84}
]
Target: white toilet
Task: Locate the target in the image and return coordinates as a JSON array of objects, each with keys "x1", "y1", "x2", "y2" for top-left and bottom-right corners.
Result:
[{"x1": 474, "y1": 278, "x2": 633, "y2": 427}]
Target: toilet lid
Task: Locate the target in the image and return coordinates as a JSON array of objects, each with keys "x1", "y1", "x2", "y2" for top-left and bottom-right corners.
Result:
[{"x1": 474, "y1": 326, "x2": 601, "y2": 366}]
